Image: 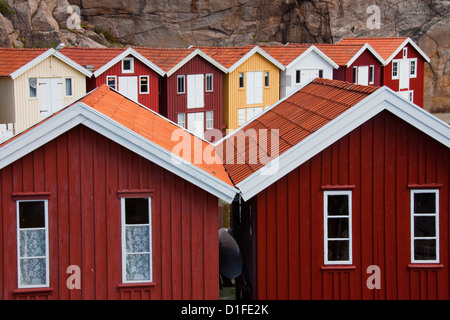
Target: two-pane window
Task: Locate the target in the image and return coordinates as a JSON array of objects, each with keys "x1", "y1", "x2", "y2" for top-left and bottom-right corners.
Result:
[
  {"x1": 324, "y1": 191, "x2": 352, "y2": 265},
  {"x1": 107, "y1": 76, "x2": 117, "y2": 90},
  {"x1": 206, "y1": 74, "x2": 213, "y2": 92},
  {"x1": 140, "y1": 76, "x2": 149, "y2": 94},
  {"x1": 177, "y1": 75, "x2": 185, "y2": 94},
  {"x1": 121, "y1": 197, "x2": 152, "y2": 283},
  {"x1": 17, "y1": 200, "x2": 49, "y2": 288},
  {"x1": 411, "y1": 190, "x2": 439, "y2": 263},
  {"x1": 206, "y1": 111, "x2": 214, "y2": 130}
]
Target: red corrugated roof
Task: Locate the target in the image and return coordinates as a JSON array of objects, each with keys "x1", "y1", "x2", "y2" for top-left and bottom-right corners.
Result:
[
  {"x1": 60, "y1": 47, "x2": 127, "y2": 72},
  {"x1": 216, "y1": 78, "x2": 380, "y2": 185},
  {"x1": 338, "y1": 37, "x2": 409, "y2": 61},
  {"x1": 0, "y1": 48, "x2": 47, "y2": 76}
]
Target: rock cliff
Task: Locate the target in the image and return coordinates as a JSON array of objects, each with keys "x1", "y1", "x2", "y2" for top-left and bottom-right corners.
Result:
[{"x1": 0, "y1": 0, "x2": 448, "y2": 111}]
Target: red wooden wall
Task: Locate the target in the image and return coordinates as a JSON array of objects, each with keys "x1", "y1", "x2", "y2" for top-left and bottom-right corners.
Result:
[
  {"x1": 333, "y1": 50, "x2": 382, "y2": 87},
  {"x1": 382, "y1": 43, "x2": 426, "y2": 108},
  {"x1": 0, "y1": 125, "x2": 219, "y2": 300},
  {"x1": 160, "y1": 55, "x2": 224, "y2": 136},
  {"x1": 245, "y1": 110, "x2": 449, "y2": 300},
  {"x1": 86, "y1": 54, "x2": 160, "y2": 113}
]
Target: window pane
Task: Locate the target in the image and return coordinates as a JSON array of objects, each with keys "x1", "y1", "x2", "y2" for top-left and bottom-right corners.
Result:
[
  {"x1": 327, "y1": 218, "x2": 349, "y2": 238},
  {"x1": 327, "y1": 195, "x2": 349, "y2": 216},
  {"x1": 19, "y1": 202, "x2": 45, "y2": 229},
  {"x1": 414, "y1": 239, "x2": 436, "y2": 261},
  {"x1": 125, "y1": 198, "x2": 149, "y2": 225},
  {"x1": 140, "y1": 77, "x2": 149, "y2": 93},
  {"x1": 126, "y1": 253, "x2": 150, "y2": 281},
  {"x1": 239, "y1": 73, "x2": 244, "y2": 88},
  {"x1": 65, "y1": 78, "x2": 72, "y2": 96},
  {"x1": 107, "y1": 77, "x2": 116, "y2": 89},
  {"x1": 20, "y1": 229, "x2": 46, "y2": 257},
  {"x1": 414, "y1": 193, "x2": 436, "y2": 213},
  {"x1": 328, "y1": 240, "x2": 349, "y2": 262},
  {"x1": 19, "y1": 258, "x2": 47, "y2": 286},
  {"x1": 265, "y1": 72, "x2": 269, "y2": 86},
  {"x1": 123, "y1": 59, "x2": 132, "y2": 71},
  {"x1": 414, "y1": 216, "x2": 436, "y2": 237},
  {"x1": 126, "y1": 225, "x2": 150, "y2": 253},
  {"x1": 29, "y1": 78, "x2": 37, "y2": 98}
]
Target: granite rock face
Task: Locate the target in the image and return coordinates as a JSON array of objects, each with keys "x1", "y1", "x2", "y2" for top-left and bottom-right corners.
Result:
[{"x1": 0, "y1": 0, "x2": 448, "y2": 111}]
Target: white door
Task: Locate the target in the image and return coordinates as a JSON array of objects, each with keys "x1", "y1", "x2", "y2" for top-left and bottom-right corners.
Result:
[
  {"x1": 187, "y1": 112, "x2": 204, "y2": 139},
  {"x1": 40, "y1": 78, "x2": 63, "y2": 118},
  {"x1": 357, "y1": 66, "x2": 369, "y2": 86},
  {"x1": 399, "y1": 60, "x2": 410, "y2": 90},
  {"x1": 247, "y1": 107, "x2": 264, "y2": 122},
  {"x1": 118, "y1": 76, "x2": 138, "y2": 101},
  {"x1": 247, "y1": 71, "x2": 263, "y2": 105},
  {"x1": 187, "y1": 74, "x2": 204, "y2": 109}
]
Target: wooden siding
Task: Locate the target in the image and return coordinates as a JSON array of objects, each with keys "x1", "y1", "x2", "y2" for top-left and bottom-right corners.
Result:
[
  {"x1": 88, "y1": 54, "x2": 160, "y2": 113},
  {"x1": 223, "y1": 53, "x2": 280, "y2": 132},
  {"x1": 0, "y1": 125, "x2": 219, "y2": 300},
  {"x1": 382, "y1": 43, "x2": 426, "y2": 108},
  {"x1": 333, "y1": 50, "x2": 382, "y2": 87},
  {"x1": 281, "y1": 50, "x2": 334, "y2": 98},
  {"x1": 246, "y1": 110, "x2": 449, "y2": 300},
  {"x1": 12, "y1": 57, "x2": 87, "y2": 133},
  {"x1": 161, "y1": 55, "x2": 224, "y2": 135}
]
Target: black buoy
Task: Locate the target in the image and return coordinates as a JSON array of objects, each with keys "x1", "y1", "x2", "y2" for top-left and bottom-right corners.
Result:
[{"x1": 218, "y1": 228, "x2": 243, "y2": 279}]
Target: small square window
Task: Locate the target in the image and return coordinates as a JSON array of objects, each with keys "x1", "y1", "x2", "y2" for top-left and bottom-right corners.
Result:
[
  {"x1": 107, "y1": 76, "x2": 117, "y2": 90},
  {"x1": 177, "y1": 113, "x2": 186, "y2": 128},
  {"x1": 122, "y1": 58, "x2": 134, "y2": 73},
  {"x1": 318, "y1": 70, "x2": 324, "y2": 79},
  {"x1": 177, "y1": 75, "x2": 185, "y2": 94},
  {"x1": 140, "y1": 76, "x2": 149, "y2": 94}
]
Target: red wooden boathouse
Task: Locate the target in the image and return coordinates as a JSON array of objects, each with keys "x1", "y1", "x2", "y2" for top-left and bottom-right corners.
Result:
[
  {"x1": 217, "y1": 78, "x2": 450, "y2": 300},
  {"x1": 0, "y1": 85, "x2": 237, "y2": 300}
]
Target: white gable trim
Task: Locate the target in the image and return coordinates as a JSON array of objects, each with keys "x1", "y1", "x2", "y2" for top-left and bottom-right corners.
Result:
[
  {"x1": 10, "y1": 49, "x2": 93, "y2": 79},
  {"x1": 0, "y1": 103, "x2": 238, "y2": 203},
  {"x1": 346, "y1": 43, "x2": 385, "y2": 67},
  {"x1": 286, "y1": 45, "x2": 339, "y2": 70},
  {"x1": 166, "y1": 48, "x2": 229, "y2": 77},
  {"x1": 94, "y1": 47, "x2": 166, "y2": 78},
  {"x1": 228, "y1": 46, "x2": 285, "y2": 73},
  {"x1": 385, "y1": 38, "x2": 431, "y2": 64},
  {"x1": 236, "y1": 87, "x2": 450, "y2": 201}
]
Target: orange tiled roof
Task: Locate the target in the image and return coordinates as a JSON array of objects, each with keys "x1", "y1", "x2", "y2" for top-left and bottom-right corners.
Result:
[
  {"x1": 259, "y1": 44, "x2": 313, "y2": 66},
  {"x1": 133, "y1": 47, "x2": 196, "y2": 73},
  {"x1": 216, "y1": 78, "x2": 380, "y2": 185},
  {"x1": 60, "y1": 47, "x2": 127, "y2": 72},
  {"x1": 79, "y1": 85, "x2": 234, "y2": 187},
  {"x1": 195, "y1": 46, "x2": 256, "y2": 69},
  {"x1": 0, "y1": 48, "x2": 47, "y2": 76},
  {"x1": 313, "y1": 43, "x2": 367, "y2": 66},
  {"x1": 338, "y1": 37, "x2": 409, "y2": 61}
]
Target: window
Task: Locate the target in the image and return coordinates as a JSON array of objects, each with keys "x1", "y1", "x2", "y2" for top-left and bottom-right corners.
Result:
[
  {"x1": 403, "y1": 48, "x2": 408, "y2": 58},
  {"x1": 239, "y1": 72, "x2": 244, "y2": 88},
  {"x1": 247, "y1": 107, "x2": 263, "y2": 122},
  {"x1": 410, "y1": 59, "x2": 417, "y2": 78},
  {"x1": 411, "y1": 190, "x2": 439, "y2": 263},
  {"x1": 324, "y1": 191, "x2": 352, "y2": 265},
  {"x1": 264, "y1": 72, "x2": 270, "y2": 87},
  {"x1": 392, "y1": 61, "x2": 399, "y2": 79},
  {"x1": 353, "y1": 67, "x2": 358, "y2": 84},
  {"x1": 206, "y1": 111, "x2": 213, "y2": 130},
  {"x1": 140, "y1": 76, "x2": 149, "y2": 94},
  {"x1": 206, "y1": 74, "x2": 213, "y2": 92},
  {"x1": 177, "y1": 113, "x2": 186, "y2": 128},
  {"x1": 295, "y1": 70, "x2": 301, "y2": 84},
  {"x1": 65, "y1": 78, "x2": 73, "y2": 96},
  {"x1": 17, "y1": 200, "x2": 49, "y2": 288},
  {"x1": 121, "y1": 197, "x2": 152, "y2": 283},
  {"x1": 29, "y1": 78, "x2": 37, "y2": 98},
  {"x1": 369, "y1": 66, "x2": 375, "y2": 84},
  {"x1": 122, "y1": 57, "x2": 134, "y2": 73},
  {"x1": 177, "y1": 75, "x2": 185, "y2": 94},
  {"x1": 107, "y1": 76, "x2": 117, "y2": 90},
  {"x1": 318, "y1": 70, "x2": 324, "y2": 79},
  {"x1": 238, "y1": 109, "x2": 246, "y2": 126}
]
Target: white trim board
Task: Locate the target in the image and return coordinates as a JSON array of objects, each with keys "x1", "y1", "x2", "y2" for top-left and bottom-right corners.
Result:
[
  {"x1": 346, "y1": 43, "x2": 385, "y2": 67},
  {"x1": 228, "y1": 46, "x2": 286, "y2": 73},
  {"x1": 235, "y1": 86, "x2": 450, "y2": 201},
  {"x1": 285, "y1": 45, "x2": 339, "y2": 70},
  {"x1": 385, "y1": 38, "x2": 431, "y2": 65},
  {"x1": 166, "y1": 48, "x2": 229, "y2": 77},
  {"x1": 0, "y1": 103, "x2": 238, "y2": 203}
]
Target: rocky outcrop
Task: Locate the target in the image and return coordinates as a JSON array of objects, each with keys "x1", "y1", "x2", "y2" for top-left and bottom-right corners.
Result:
[{"x1": 0, "y1": 0, "x2": 448, "y2": 111}]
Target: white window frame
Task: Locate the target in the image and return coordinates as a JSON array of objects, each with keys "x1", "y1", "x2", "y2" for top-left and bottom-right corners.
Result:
[
  {"x1": 369, "y1": 65, "x2": 375, "y2": 84},
  {"x1": 122, "y1": 57, "x2": 134, "y2": 74},
  {"x1": 238, "y1": 108, "x2": 246, "y2": 126},
  {"x1": 107, "y1": 76, "x2": 117, "y2": 90},
  {"x1": 353, "y1": 66, "x2": 358, "y2": 84},
  {"x1": 264, "y1": 71, "x2": 270, "y2": 87},
  {"x1": 239, "y1": 72, "x2": 244, "y2": 89},
  {"x1": 392, "y1": 61, "x2": 399, "y2": 80},
  {"x1": 403, "y1": 48, "x2": 408, "y2": 58},
  {"x1": 206, "y1": 111, "x2": 214, "y2": 130},
  {"x1": 205, "y1": 74, "x2": 213, "y2": 92},
  {"x1": 410, "y1": 190, "x2": 439, "y2": 264},
  {"x1": 177, "y1": 113, "x2": 186, "y2": 128},
  {"x1": 409, "y1": 58, "x2": 417, "y2": 78},
  {"x1": 29, "y1": 77, "x2": 38, "y2": 98},
  {"x1": 65, "y1": 78, "x2": 73, "y2": 97},
  {"x1": 177, "y1": 75, "x2": 185, "y2": 94},
  {"x1": 324, "y1": 191, "x2": 353, "y2": 265},
  {"x1": 16, "y1": 200, "x2": 50, "y2": 289},
  {"x1": 121, "y1": 197, "x2": 153, "y2": 284},
  {"x1": 139, "y1": 75, "x2": 150, "y2": 94}
]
